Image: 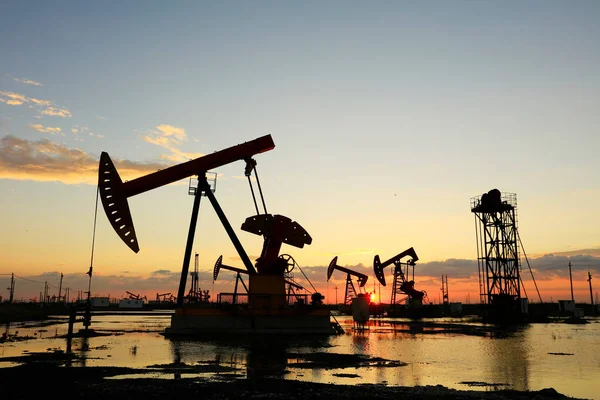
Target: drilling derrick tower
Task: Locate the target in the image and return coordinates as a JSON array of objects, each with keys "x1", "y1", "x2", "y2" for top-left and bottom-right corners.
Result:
[{"x1": 471, "y1": 189, "x2": 526, "y2": 320}]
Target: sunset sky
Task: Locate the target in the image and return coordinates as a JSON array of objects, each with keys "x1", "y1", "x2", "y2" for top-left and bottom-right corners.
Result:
[{"x1": 1, "y1": 2, "x2": 599, "y2": 304}]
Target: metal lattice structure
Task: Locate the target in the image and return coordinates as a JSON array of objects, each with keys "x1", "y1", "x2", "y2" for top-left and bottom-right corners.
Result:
[
  {"x1": 390, "y1": 263, "x2": 408, "y2": 307},
  {"x1": 344, "y1": 276, "x2": 359, "y2": 305},
  {"x1": 441, "y1": 275, "x2": 449, "y2": 305},
  {"x1": 471, "y1": 189, "x2": 521, "y2": 306}
]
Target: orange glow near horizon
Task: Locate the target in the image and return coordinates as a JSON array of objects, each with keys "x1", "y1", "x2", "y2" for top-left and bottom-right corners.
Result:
[{"x1": 2, "y1": 270, "x2": 597, "y2": 305}]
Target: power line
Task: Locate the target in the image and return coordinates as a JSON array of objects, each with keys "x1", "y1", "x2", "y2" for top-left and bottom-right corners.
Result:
[
  {"x1": 10, "y1": 274, "x2": 86, "y2": 292},
  {"x1": 538, "y1": 264, "x2": 600, "y2": 271},
  {"x1": 517, "y1": 231, "x2": 542, "y2": 303}
]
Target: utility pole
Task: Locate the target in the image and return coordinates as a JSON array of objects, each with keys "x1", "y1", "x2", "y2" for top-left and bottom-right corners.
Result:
[
  {"x1": 335, "y1": 286, "x2": 338, "y2": 304},
  {"x1": 44, "y1": 281, "x2": 49, "y2": 303},
  {"x1": 8, "y1": 273, "x2": 15, "y2": 303},
  {"x1": 568, "y1": 262, "x2": 574, "y2": 302},
  {"x1": 588, "y1": 272, "x2": 593, "y2": 306},
  {"x1": 58, "y1": 273, "x2": 63, "y2": 302}
]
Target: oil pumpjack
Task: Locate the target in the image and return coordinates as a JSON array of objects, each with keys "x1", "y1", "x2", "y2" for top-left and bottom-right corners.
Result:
[
  {"x1": 213, "y1": 254, "x2": 306, "y2": 305},
  {"x1": 327, "y1": 257, "x2": 371, "y2": 326},
  {"x1": 327, "y1": 256, "x2": 369, "y2": 306},
  {"x1": 374, "y1": 247, "x2": 427, "y2": 311},
  {"x1": 97, "y1": 134, "x2": 338, "y2": 335}
]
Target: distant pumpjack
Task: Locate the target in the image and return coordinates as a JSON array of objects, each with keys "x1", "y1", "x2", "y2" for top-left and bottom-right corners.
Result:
[
  {"x1": 213, "y1": 255, "x2": 304, "y2": 305},
  {"x1": 327, "y1": 256, "x2": 369, "y2": 306},
  {"x1": 187, "y1": 252, "x2": 208, "y2": 303},
  {"x1": 373, "y1": 247, "x2": 426, "y2": 308}
]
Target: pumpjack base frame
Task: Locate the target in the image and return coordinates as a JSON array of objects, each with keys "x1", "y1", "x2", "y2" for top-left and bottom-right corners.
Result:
[{"x1": 164, "y1": 305, "x2": 336, "y2": 336}]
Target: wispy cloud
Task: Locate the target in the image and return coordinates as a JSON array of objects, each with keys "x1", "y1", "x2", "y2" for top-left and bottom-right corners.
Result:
[
  {"x1": 28, "y1": 123, "x2": 63, "y2": 135},
  {"x1": 143, "y1": 124, "x2": 203, "y2": 162},
  {"x1": 152, "y1": 269, "x2": 175, "y2": 276},
  {"x1": 0, "y1": 135, "x2": 169, "y2": 184},
  {"x1": 41, "y1": 106, "x2": 72, "y2": 118},
  {"x1": 529, "y1": 247, "x2": 600, "y2": 259},
  {"x1": 0, "y1": 91, "x2": 26, "y2": 105},
  {"x1": 29, "y1": 98, "x2": 52, "y2": 107},
  {"x1": 0, "y1": 90, "x2": 71, "y2": 118},
  {"x1": 14, "y1": 77, "x2": 43, "y2": 86}
]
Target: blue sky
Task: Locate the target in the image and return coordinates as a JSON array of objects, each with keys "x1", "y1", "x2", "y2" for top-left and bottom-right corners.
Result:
[{"x1": 1, "y1": 1, "x2": 599, "y2": 301}]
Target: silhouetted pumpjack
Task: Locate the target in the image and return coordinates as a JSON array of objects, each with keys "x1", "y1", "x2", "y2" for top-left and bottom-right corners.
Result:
[
  {"x1": 374, "y1": 247, "x2": 426, "y2": 304},
  {"x1": 327, "y1": 256, "x2": 369, "y2": 305}
]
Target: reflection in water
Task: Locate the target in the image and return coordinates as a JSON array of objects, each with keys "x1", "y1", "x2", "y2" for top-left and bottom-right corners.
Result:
[
  {"x1": 351, "y1": 333, "x2": 369, "y2": 355},
  {"x1": 167, "y1": 336, "x2": 331, "y2": 381},
  {"x1": 1, "y1": 315, "x2": 598, "y2": 399},
  {"x1": 63, "y1": 335, "x2": 90, "y2": 367},
  {"x1": 171, "y1": 340, "x2": 182, "y2": 365},
  {"x1": 487, "y1": 326, "x2": 530, "y2": 391},
  {"x1": 246, "y1": 339, "x2": 288, "y2": 380},
  {"x1": 77, "y1": 336, "x2": 90, "y2": 367}
]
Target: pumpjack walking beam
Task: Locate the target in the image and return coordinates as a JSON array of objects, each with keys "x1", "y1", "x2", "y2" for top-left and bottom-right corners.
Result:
[{"x1": 98, "y1": 135, "x2": 275, "y2": 254}]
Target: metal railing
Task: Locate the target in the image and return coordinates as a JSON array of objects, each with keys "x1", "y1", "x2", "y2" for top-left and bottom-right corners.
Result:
[{"x1": 216, "y1": 293, "x2": 311, "y2": 306}]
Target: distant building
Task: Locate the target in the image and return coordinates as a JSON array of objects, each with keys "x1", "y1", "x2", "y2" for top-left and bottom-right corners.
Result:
[
  {"x1": 450, "y1": 302, "x2": 462, "y2": 316},
  {"x1": 90, "y1": 297, "x2": 110, "y2": 308},
  {"x1": 558, "y1": 300, "x2": 575, "y2": 313},
  {"x1": 119, "y1": 299, "x2": 144, "y2": 309}
]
